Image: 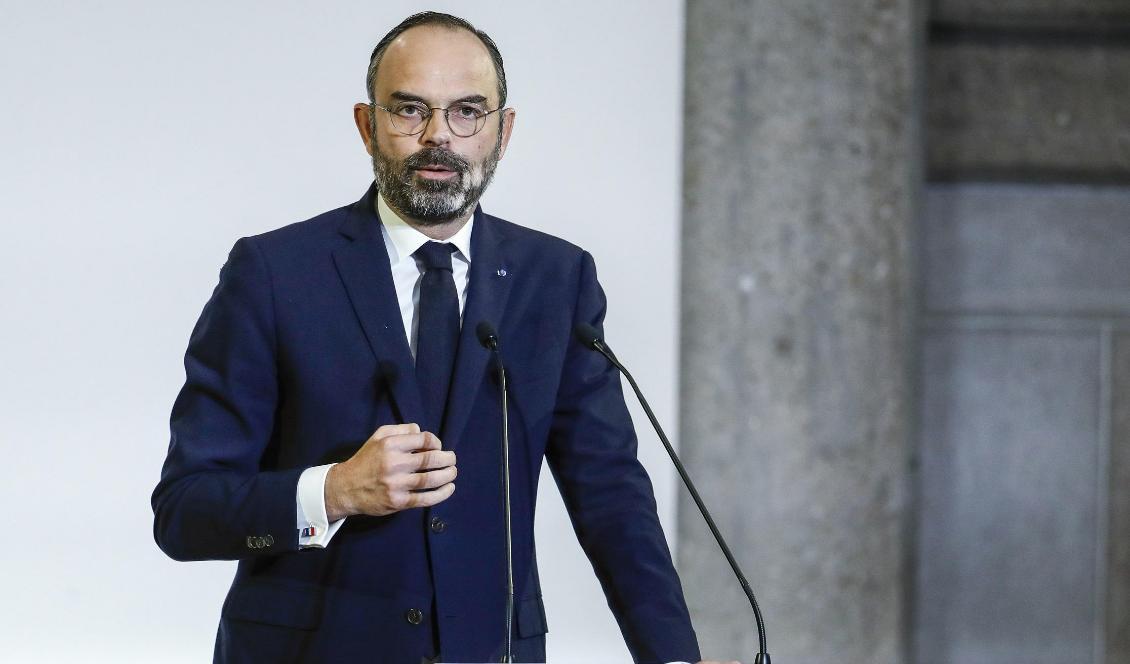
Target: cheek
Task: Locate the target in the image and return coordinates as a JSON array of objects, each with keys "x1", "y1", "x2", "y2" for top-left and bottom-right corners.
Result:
[
  {"x1": 461, "y1": 136, "x2": 496, "y2": 161},
  {"x1": 375, "y1": 133, "x2": 416, "y2": 160}
]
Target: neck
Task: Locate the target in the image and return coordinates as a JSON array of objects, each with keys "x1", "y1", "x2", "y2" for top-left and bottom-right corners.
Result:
[{"x1": 408, "y1": 215, "x2": 471, "y2": 241}]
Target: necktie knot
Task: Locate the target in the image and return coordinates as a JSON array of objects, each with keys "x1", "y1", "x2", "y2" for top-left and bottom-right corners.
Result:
[{"x1": 415, "y1": 241, "x2": 457, "y2": 272}]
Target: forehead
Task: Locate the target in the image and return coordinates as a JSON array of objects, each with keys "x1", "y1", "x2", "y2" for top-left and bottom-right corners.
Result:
[{"x1": 374, "y1": 25, "x2": 498, "y2": 104}]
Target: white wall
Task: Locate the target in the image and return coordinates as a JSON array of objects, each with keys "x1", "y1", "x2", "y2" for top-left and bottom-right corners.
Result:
[{"x1": 0, "y1": 2, "x2": 683, "y2": 661}]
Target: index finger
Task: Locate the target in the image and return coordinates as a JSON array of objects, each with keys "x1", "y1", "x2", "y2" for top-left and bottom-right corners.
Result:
[
  {"x1": 373, "y1": 422, "x2": 421, "y2": 440},
  {"x1": 386, "y1": 430, "x2": 442, "y2": 452}
]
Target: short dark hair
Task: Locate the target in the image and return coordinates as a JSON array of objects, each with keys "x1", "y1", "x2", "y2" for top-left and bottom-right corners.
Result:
[{"x1": 365, "y1": 12, "x2": 507, "y2": 107}]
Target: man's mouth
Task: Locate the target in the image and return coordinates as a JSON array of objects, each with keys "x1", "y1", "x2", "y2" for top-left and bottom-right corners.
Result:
[{"x1": 415, "y1": 164, "x2": 459, "y2": 180}]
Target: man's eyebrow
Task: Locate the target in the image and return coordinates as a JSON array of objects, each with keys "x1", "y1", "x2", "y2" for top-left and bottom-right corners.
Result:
[
  {"x1": 389, "y1": 91, "x2": 427, "y2": 103},
  {"x1": 388, "y1": 91, "x2": 490, "y2": 105}
]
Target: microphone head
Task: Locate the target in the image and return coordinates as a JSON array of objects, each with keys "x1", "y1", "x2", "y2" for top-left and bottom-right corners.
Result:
[
  {"x1": 476, "y1": 320, "x2": 499, "y2": 351},
  {"x1": 573, "y1": 322, "x2": 602, "y2": 350}
]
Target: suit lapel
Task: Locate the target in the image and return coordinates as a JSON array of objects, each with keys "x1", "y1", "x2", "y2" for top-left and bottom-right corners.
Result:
[
  {"x1": 332, "y1": 184, "x2": 426, "y2": 427},
  {"x1": 441, "y1": 207, "x2": 514, "y2": 450}
]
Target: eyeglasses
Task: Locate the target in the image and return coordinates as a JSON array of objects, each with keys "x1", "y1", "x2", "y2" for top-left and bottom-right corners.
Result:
[{"x1": 372, "y1": 101, "x2": 504, "y2": 138}]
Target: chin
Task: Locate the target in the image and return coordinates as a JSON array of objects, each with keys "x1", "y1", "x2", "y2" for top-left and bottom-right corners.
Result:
[{"x1": 407, "y1": 198, "x2": 474, "y2": 225}]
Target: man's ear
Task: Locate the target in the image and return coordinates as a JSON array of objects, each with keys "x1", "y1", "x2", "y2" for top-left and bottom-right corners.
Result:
[
  {"x1": 497, "y1": 108, "x2": 516, "y2": 160},
  {"x1": 353, "y1": 103, "x2": 374, "y2": 156}
]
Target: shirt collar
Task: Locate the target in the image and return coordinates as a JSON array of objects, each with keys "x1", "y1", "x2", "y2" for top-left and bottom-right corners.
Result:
[{"x1": 376, "y1": 191, "x2": 474, "y2": 265}]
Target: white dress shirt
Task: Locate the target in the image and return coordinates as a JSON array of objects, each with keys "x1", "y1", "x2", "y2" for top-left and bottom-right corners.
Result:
[{"x1": 296, "y1": 191, "x2": 473, "y2": 549}]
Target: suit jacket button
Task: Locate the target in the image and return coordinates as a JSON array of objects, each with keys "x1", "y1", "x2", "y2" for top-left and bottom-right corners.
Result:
[
  {"x1": 406, "y1": 608, "x2": 423, "y2": 625},
  {"x1": 429, "y1": 517, "x2": 446, "y2": 533}
]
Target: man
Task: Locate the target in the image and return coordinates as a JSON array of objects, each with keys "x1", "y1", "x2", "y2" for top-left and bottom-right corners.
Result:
[{"x1": 153, "y1": 12, "x2": 716, "y2": 664}]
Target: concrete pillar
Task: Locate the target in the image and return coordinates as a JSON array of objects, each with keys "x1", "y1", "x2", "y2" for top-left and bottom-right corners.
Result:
[{"x1": 678, "y1": 2, "x2": 921, "y2": 662}]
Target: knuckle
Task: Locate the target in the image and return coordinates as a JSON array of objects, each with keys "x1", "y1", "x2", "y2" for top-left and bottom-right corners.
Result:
[{"x1": 375, "y1": 423, "x2": 420, "y2": 445}]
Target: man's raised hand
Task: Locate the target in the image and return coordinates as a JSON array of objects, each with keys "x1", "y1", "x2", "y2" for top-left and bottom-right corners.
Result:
[{"x1": 324, "y1": 423, "x2": 456, "y2": 521}]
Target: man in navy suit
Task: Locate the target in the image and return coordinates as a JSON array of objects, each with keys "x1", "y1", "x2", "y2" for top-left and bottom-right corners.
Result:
[{"x1": 153, "y1": 12, "x2": 713, "y2": 663}]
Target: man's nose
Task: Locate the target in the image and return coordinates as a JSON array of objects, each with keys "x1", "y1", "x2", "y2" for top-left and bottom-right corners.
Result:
[{"x1": 418, "y1": 110, "x2": 451, "y2": 148}]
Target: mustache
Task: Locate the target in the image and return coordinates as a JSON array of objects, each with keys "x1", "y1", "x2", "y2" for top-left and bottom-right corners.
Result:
[{"x1": 404, "y1": 148, "x2": 471, "y2": 174}]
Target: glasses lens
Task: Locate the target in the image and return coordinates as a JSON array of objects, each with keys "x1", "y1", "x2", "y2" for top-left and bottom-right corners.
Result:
[
  {"x1": 390, "y1": 102, "x2": 428, "y2": 135},
  {"x1": 447, "y1": 103, "x2": 487, "y2": 137}
]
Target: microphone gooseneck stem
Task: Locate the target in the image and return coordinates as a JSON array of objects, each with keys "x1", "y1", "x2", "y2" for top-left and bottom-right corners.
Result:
[
  {"x1": 499, "y1": 357, "x2": 514, "y2": 663},
  {"x1": 592, "y1": 339, "x2": 770, "y2": 663},
  {"x1": 474, "y1": 322, "x2": 516, "y2": 663}
]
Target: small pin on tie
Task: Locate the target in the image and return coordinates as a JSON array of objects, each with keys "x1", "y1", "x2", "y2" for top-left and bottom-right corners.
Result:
[{"x1": 496, "y1": 268, "x2": 508, "y2": 277}]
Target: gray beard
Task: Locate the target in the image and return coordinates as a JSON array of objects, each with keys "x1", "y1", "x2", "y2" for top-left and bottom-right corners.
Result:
[{"x1": 371, "y1": 134, "x2": 502, "y2": 225}]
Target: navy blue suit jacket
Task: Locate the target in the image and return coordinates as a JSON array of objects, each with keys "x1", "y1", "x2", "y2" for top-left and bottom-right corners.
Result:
[{"x1": 152, "y1": 184, "x2": 700, "y2": 663}]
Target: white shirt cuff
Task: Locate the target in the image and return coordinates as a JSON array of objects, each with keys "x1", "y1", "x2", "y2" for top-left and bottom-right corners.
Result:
[{"x1": 296, "y1": 463, "x2": 346, "y2": 548}]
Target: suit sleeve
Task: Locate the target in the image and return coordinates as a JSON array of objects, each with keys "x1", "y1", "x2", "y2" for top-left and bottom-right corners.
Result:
[
  {"x1": 151, "y1": 236, "x2": 303, "y2": 561},
  {"x1": 546, "y1": 251, "x2": 701, "y2": 663}
]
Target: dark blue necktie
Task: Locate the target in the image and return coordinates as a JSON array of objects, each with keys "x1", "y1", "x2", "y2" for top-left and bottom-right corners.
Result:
[{"x1": 414, "y1": 241, "x2": 460, "y2": 434}]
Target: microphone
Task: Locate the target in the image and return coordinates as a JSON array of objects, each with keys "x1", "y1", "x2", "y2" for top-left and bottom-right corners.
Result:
[
  {"x1": 476, "y1": 320, "x2": 500, "y2": 353},
  {"x1": 573, "y1": 322, "x2": 771, "y2": 664},
  {"x1": 476, "y1": 321, "x2": 514, "y2": 664}
]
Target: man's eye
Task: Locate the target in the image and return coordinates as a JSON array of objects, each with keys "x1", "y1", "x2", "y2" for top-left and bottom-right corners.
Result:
[
  {"x1": 454, "y1": 104, "x2": 483, "y2": 119},
  {"x1": 396, "y1": 104, "x2": 425, "y2": 117}
]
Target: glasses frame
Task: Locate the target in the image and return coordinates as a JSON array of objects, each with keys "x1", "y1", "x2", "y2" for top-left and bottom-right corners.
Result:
[{"x1": 372, "y1": 101, "x2": 505, "y2": 138}]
